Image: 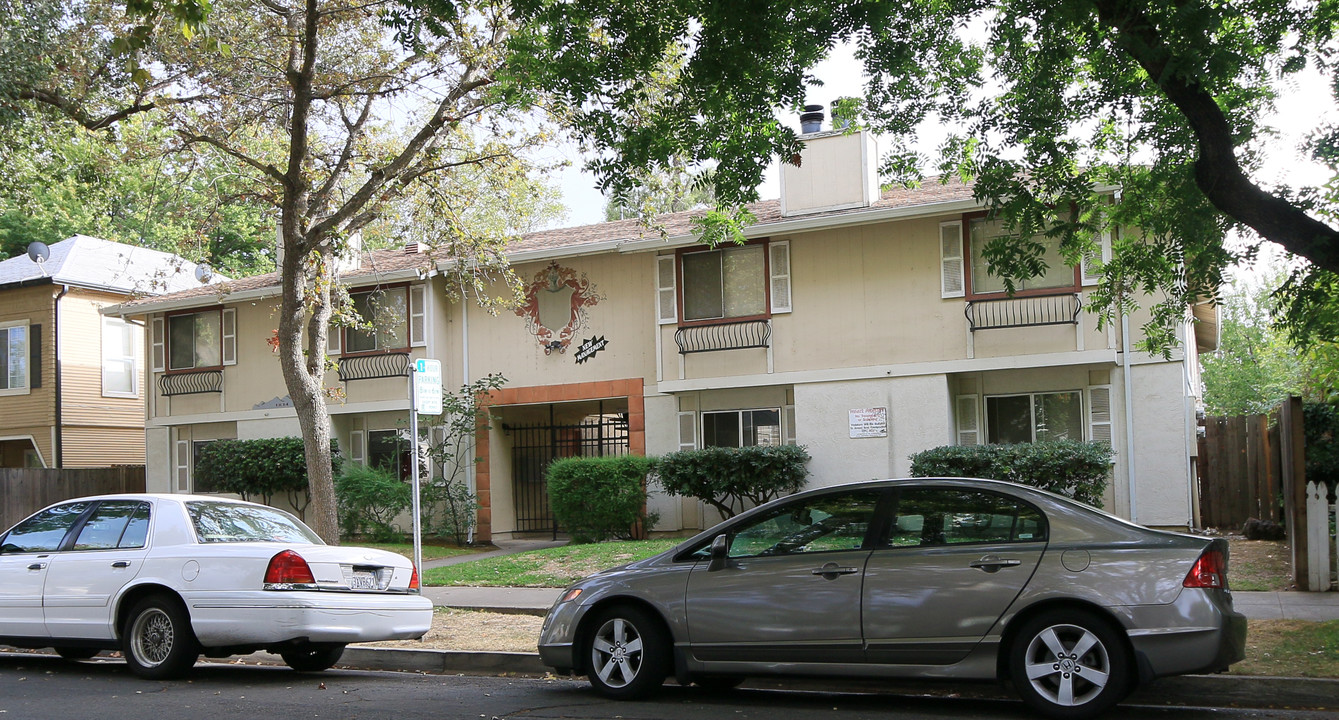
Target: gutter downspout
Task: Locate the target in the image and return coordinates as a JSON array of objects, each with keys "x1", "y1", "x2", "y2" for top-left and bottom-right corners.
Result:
[
  {"x1": 1121, "y1": 314, "x2": 1137, "y2": 524},
  {"x1": 54, "y1": 284, "x2": 70, "y2": 467},
  {"x1": 1183, "y1": 321, "x2": 1198, "y2": 529}
]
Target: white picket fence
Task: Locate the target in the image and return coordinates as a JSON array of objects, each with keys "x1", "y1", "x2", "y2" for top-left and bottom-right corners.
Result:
[{"x1": 1306, "y1": 481, "x2": 1338, "y2": 591}]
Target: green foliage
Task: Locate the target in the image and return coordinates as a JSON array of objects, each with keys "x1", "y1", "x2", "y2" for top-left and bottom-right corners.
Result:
[
  {"x1": 909, "y1": 441, "x2": 1113, "y2": 508},
  {"x1": 656, "y1": 445, "x2": 811, "y2": 519},
  {"x1": 1304, "y1": 403, "x2": 1339, "y2": 492},
  {"x1": 424, "y1": 479, "x2": 479, "y2": 547},
  {"x1": 546, "y1": 456, "x2": 658, "y2": 544},
  {"x1": 0, "y1": 116, "x2": 274, "y2": 276},
  {"x1": 193, "y1": 437, "x2": 340, "y2": 518},
  {"x1": 335, "y1": 464, "x2": 412, "y2": 543},
  {"x1": 1202, "y1": 268, "x2": 1307, "y2": 415}
]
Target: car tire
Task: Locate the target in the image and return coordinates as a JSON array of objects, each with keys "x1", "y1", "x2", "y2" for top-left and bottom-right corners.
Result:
[
  {"x1": 583, "y1": 605, "x2": 669, "y2": 700},
  {"x1": 55, "y1": 647, "x2": 100, "y2": 661},
  {"x1": 121, "y1": 594, "x2": 199, "y2": 680},
  {"x1": 1008, "y1": 609, "x2": 1131, "y2": 720},
  {"x1": 280, "y1": 644, "x2": 346, "y2": 672}
]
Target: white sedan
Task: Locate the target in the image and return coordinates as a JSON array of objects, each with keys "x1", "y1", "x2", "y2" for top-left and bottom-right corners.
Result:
[{"x1": 0, "y1": 493, "x2": 433, "y2": 678}]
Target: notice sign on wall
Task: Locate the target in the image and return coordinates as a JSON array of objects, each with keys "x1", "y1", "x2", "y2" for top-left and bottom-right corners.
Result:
[{"x1": 849, "y1": 407, "x2": 888, "y2": 438}]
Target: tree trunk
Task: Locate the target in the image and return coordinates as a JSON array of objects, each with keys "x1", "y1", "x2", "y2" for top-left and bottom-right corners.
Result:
[{"x1": 276, "y1": 234, "x2": 340, "y2": 544}]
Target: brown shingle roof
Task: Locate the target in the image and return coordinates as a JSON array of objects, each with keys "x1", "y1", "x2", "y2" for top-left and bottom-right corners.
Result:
[
  {"x1": 118, "y1": 177, "x2": 977, "y2": 311},
  {"x1": 116, "y1": 247, "x2": 434, "y2": 310},
  {"x1": 507, "y1": 175, "x2": 976, "y2": 255}
]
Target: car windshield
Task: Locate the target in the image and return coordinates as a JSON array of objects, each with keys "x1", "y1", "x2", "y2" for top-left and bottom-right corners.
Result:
[{"x1": 186, "y1": 501, "x2": 324, "y2": 545}]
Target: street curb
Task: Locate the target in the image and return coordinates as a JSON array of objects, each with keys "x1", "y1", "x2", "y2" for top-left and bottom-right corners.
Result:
[
  {"x1": 1128, "y1": 674, "x2": 1339, "y2": 710},
  {"x1": 336, "y1": 647, "x2": 1339, "y2": 711},
  {"x1": 340, "y1": 647, "x2": 550, "y2": 675}
]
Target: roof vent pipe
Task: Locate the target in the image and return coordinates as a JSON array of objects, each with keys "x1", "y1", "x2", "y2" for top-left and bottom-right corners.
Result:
[{"x1": 799, "y1": 104, "x2": 825, "y2": 134}]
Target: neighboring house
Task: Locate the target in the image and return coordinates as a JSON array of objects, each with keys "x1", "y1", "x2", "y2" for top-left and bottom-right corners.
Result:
[
  {"x1": 0, "y1": 235, "x2": 222, "y2": 468},
  {"x1": 111, "y1": 127, "x2": 1218, "y2": 539}
]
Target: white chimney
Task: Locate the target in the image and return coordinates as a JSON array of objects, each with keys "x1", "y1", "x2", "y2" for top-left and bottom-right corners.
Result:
[{"x1": 779, "y1": 129, "x2": 879, "y2": 218}]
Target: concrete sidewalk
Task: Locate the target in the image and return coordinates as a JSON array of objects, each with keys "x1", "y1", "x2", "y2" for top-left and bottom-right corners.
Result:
[{"x1": 422, "y1": 586, "x2": 1339, "y2": 621}]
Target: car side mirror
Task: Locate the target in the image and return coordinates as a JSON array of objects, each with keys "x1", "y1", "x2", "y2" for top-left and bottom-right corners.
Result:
[{"x1": 707, "y1": 534, "x2": 730, "y2": 572}]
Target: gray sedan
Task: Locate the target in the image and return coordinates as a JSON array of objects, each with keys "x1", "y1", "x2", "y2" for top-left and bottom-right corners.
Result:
[{"x1": 538, "y1": 478, "x2": 1246, "y2": 719}]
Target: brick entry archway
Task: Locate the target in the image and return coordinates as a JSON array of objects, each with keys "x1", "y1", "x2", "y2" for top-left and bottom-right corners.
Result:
[{"x1": 474, "y1": 378, "x2": 644, "y2": 541}]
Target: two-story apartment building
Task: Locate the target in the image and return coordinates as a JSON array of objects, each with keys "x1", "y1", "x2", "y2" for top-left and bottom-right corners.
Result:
[
  {"x1": 112, "y1": 129, "x2": 1215, "y2": 539},
  {"x1": 0, "y1": 235, "x2": 221, "y2": 467}
]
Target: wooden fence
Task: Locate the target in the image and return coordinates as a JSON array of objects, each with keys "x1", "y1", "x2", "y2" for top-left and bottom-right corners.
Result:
[
  {"x1": 1, "y1": 466, "x2": 146, "y2": 530},
  {"x1": 1197, "y1": 413, "x2": 1285, "y2": 528}
]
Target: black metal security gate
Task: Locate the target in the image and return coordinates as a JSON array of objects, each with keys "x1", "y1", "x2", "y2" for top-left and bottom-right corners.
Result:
[{"x1": 507, "y1": 407, "x2": 629, "y2": 537}]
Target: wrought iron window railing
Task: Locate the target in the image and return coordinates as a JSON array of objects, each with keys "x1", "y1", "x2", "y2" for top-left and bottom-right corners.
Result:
[
  {"x1": 159, "y1": 370, "x2": 223, "y2": 396},
  {"x1": 337, "y1": 352, "x2": 411, "y2": 382},
  {"x1": 965, "y1": 292, "x2": 1082, "y2": 332},
  {"x1": 675, "y1": 319, "x2": 771, "y2": 355}
]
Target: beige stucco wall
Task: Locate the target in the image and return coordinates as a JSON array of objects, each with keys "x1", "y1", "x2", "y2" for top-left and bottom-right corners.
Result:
[
  {"x1": 793, "y1": 374, "x2": 952, "y2": 486},
  {"x1": 463, "y1": 255, "x2": 657, "y2": 391},
  {"x1": 1128, "y1": 359, "x2": 1195, "y2": 527}
]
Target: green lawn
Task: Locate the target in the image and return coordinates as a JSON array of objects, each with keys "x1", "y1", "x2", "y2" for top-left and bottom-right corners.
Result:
[
  {"x1": 423, "y1": 539, "x2": 680, "y2": 587},
  {"x1": 1232, "y1": 620, "x2": 1339, "y2": 678},
  {"x1": 358, "y1": 541, "x2": 483, "y2": 563}
]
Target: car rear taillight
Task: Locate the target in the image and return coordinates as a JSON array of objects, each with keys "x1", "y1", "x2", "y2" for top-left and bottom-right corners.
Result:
[
  {"x1": 409, "y1": 564, "x2": 420, "y2": 591},
  {"x1": 264, "y1": 549, "x2": 316, "y2": 586},
  {"x1": 1184, "y1": 548, "x2": 1227, "y2": 589}
]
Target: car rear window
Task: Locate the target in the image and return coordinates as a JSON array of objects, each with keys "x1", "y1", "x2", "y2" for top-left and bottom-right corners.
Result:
[{"x1": 186, "y1": 501, "x2": 324, "y2": 545}]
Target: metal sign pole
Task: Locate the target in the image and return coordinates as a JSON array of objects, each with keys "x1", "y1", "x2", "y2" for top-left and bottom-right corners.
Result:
[{"x1": 408, "y1": 364, "x2": 423, "y2": 586}]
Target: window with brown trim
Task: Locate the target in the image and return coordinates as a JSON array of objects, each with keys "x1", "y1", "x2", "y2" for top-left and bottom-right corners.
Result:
[
  {"x1": 679, "y1": 243, "x2": 769, "y2": 323},
  {"x1": 345, "y1": 286, "x2": 409, "y2": 354},
  {"x1": 167, "y1": 310, "x2": 222, "y2": 371},
  {"x1": 966, "y1": 215, "x2": 1080, "y2": 298}
]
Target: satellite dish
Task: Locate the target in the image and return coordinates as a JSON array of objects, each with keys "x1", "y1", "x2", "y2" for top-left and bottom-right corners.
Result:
[
  {"x1": 26, "y1": 242, "x2": 49, "y2": 264},
  {"x1": 194, "y1": 263, "x2": 214, "y2": 284},
  {"x1": 26, "y1": 242, "x2": 50, "y2": 277}
]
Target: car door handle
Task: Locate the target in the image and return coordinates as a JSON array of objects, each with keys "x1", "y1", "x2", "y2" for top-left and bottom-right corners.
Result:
[
  {"x1": 811, "y1": 563, "x2": 860, "y2": 577},
  {"x1": 111, "y1": 561, "x2": 131, "y2": 568},
  {"x1": 970, "y1": 556, "x2": 1022, "y2": 573},
  {"x1": 27, "y1": 562, "x2": 46, "y2": 570}
]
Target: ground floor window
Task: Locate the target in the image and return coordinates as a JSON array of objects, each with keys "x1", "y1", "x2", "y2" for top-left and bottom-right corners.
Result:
[
  {"x1": 986, "y1": 391, "x2": 1083, "y2": 444},
  {"x1": 191, "y1": 440, "x2": 218, "y2": 492},
  {"x1": 368, "y1": 429, "x2": 410, "y2": 480},
  {"x1": 702, "y1": 408, "x2": 782, "y2": 448}
]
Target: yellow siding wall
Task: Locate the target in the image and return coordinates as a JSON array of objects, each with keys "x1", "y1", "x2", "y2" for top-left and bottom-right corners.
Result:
[{"x1": 0, "y1": 284, "x2": 56, "y2": 465}]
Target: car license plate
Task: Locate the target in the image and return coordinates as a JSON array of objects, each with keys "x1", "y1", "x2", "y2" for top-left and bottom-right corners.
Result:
[{"x1": 349, "y1": 571, "x2": 377, "y2": 590}]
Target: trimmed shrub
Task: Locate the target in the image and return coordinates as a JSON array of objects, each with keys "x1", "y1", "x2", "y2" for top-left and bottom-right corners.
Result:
[
  {"x1": 547, "y1": 455, "x2": 658, "y2": 543},
  {"x1": 194, "y1": 437, "x2": 341, "y2": 518},
  {"x1": 656, "y1": 444, "x2": 811, "y2": 519},
  {"x1": 335, "y1": 464, "x2": 412, "y2": 542},
  {"x1": 908, "y1": 440, "x2": 1112, "y2": 507}
]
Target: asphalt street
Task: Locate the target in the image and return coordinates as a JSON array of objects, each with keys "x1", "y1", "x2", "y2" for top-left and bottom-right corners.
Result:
[{"x1": 0, "y1": 654, "x2": 1334, "y2": 720}]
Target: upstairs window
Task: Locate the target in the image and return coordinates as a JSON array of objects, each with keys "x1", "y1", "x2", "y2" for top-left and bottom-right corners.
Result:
[
  {"x1": 0, "y1": 322, "x2": 29, "y2": 393},
  {"x1": 102, "y1": 316, "x2": 140, "y2": 397},
  {"x1": 967, "y1": 216, "x2": 1078, "y2": 297},
  {"x1": 662, "y1": 240, "x2": 791, "y2": 325},
  {"x1": 682, "y1": 245, "x2": 767, "y2": 322},
  {"x1": 345, "y1": 287, "x2": 409, "y2": 354},
  {"x1": 168, "y1": 310, "x2": 222, "y2": 370}
]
